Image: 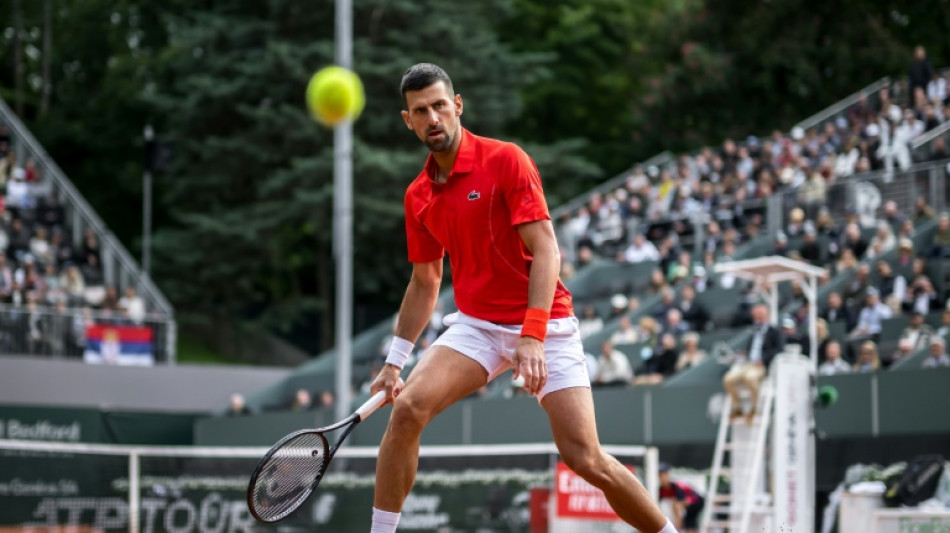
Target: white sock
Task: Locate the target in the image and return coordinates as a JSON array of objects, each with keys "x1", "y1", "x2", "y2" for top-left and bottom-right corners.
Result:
[
  {"x1": 657, "y1": 519, "x2": 678, "y2": 533},
  {"x1": 370, "y1": 507, "x2": 401, "y2": 533}
]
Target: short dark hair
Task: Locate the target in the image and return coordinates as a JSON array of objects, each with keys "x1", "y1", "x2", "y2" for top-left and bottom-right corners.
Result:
[{"x1": 400, "y1": 63, "x2": 454, "y2": 103}]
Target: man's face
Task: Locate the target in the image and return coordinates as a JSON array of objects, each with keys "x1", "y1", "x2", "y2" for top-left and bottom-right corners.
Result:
[
  {"x1": 826, "y1": 343, "x2": 840, "y2": 361},
  {"x1": 402, "y1": 81, "x2": 463, "y2": 153},
  {"x1": 752, "y1": 305, "x2": 767, "y2": 324}
]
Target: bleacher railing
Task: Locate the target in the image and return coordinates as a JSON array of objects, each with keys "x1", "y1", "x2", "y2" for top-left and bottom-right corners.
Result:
[
  {"x1": 912, "y1": 121, "x2": 950, "y2": 161},
  {"x1": 549, "y1": 150, "x2": 674, "y2": 220},
  {"x1": 768, "y1": 158, "x2": 950, "y2": 237},
  {"x1": 0, "y1": 302, "x2": 174, "y2": 364},
  {"x1": 0, "y1": 97, "x2": 176, "y2": 363},
  {"x1": 794, "y1": 77, "x2": 891, "y2": 132}
]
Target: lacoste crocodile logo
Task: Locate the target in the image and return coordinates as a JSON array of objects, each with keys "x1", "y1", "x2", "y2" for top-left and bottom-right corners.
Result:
[{"x1": 468, "y1": 190, "x2": 481, "y2": 201}]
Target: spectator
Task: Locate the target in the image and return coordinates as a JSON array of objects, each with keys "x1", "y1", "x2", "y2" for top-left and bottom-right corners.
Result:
[
  {"x1": 896, "y1": 238, "x2": 915, "y2": 270},
  {"x1": 100, "y1": 285, "x2": 119, "y2": 311},
  {"x1": 840, "y1": 223, "x2": 868, "y2": 260},
  {"x1": 819, "y1": 340, "x2": 851, "y2": 375},
  {"x1": 6, "y1": 169, "x2": 30, "y2": 209},
  {"x1": 634, "y1": 332, "x2": 679, "y2": 385},
  {"x1": 118, "y1": 286, "x2": 146, "y2": 324},
  {"x1": 889, "y1": 337, "x2": 916, "y2": 366},
  {"x1": 723, "y1": 304, "x2": 784, "y2": 419},
  {"x1": 652, "y1": 288, "x2": 677, "y2": 322},
  {"x1": 658, "y1": 463, "x2": 705, "y2": 533},
  {"x1": 922, "y1": 337, "x2": 950, "y2": 368},
  {"x1": 318, "y1": 390, "x2": 335, "y2": 408},
  {"x1": 835, "y1": 248, "x2": 859, "y2": 275},
  {"x1": 781, "y1": 317, "x2": 808, "y2": 355},
  {"x1": 844, "y1": 263, "x2": 871, "y2": 306},
  {"x1": 903, "y1": 275, "x2": 939, "y2": 314},
  {"x1": 909, "y1": 46, "x2": 934, "y2": 109},
  {"x1": 609, "y1": 293, "x2": 629, "y2": 318},
  {"x1": 82, "y1": 230, "x2": 101, "y2": 265},
  {"x1": 851, "y1": 288, "x2": 893, "y2": 340},
  {"x1": 290, "y1": 389, "x2": 313, "y2": 411},
  {"x1": 29, "y1": 227, "x2": 53, "y2": 266},
  {"x1": 610, "y1": 315, "x2": 639, "y2": 345},
  {"x1": 577, "y1": 305, "x2": 604, "y2": 338},
  {"x1": 690, "y1": 265, "x2": 712, "y2": 293},
  {"x1": 621, "y1": 233, "x2": 660, "y2": 263},
  {"x1": 773, "y1": 231, "x2": 790, "y2": 257},
  {"x1": 928, "y1": 213, "x2": 950, "y2": 258},
  {"x1": 821, "y1": 291, "x2": 854, "y2": 331},
  {"x1": 914, "y1": 197, "x2": 936, "y2": 224},
  {"x1": 900, "y1": 311, "x2": 934, "y2": 352},
  {"x1": 664, "y1": 308, "x2": 689, "y2": 339},
  {"x1": 227, "y1": 393, "x2": 252, "y2": 416},
  {"x1": 60, "y1": 265, "x2": 85, "y2": 305},
  {"x1": 0, "y1": 255, "x2": 12, "y2": 301},
  {"x1": 799, "y1": 225, "x2": 822, "y2": 265},
  {"x1": 936, "y1": 309, "x2": 950, "y2": 337},
  {"x1": 635, "y1": 316, "x2": 660, "y2": 348},
  {"x1": 678, "y1": 285, "x2": 710, "y2": 332},
  {"x1": 81, "y1": 254, "x2": 104, "y2": 287},
  {"x1": 881, "y1": 200, "x2": 906, "y2": 232},
  {"x1": 874, "y1": 260, "x2": 906, "y2": 310},
  {"x1": 867, "y1": 222, "x2": 896, "y2": 258},
  {"x1": 675, "y1": 331, "x2": 707, "y2": 372},
  {"x1": 786, "y1": 208, "x2": 807, "y2": 237},
  {"x1": 648, "y1": 267, "x2": 669, "y2": 294},
  {"x1": 593, "y1": 340, "x2": 633, "y2": 386},
  {"x1": 853, "y1": 340, "x2": 881, "y2": 373}
]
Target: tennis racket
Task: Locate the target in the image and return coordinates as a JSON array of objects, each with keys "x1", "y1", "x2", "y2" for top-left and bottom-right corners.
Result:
[{"x1": 247, "y1": 390, "x2": 388, "y2": 523}]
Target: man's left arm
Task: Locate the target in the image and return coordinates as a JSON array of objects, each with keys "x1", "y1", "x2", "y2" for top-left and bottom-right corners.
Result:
[{"x1": 513, "y1": 219, "x2": 561, "y2": 395}]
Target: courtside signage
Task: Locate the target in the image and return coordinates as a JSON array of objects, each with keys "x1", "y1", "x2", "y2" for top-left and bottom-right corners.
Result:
[{"x1": 555, "y1": 461, "x2": 635, "y2": 520}]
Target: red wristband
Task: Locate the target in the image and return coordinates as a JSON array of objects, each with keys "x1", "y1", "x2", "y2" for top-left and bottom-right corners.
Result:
[{"x1": 521, "y1": 307, "x2": 550, "y2": 342}]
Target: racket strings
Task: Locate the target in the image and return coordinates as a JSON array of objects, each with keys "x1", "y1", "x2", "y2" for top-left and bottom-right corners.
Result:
[{"x1": 250, "y1": 432, "x2": 330, "y2": 522}]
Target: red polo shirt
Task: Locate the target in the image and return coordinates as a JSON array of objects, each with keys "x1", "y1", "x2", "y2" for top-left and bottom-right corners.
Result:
[{"x1": 404, "y1": 129, "x2": 573, "y2": 325}]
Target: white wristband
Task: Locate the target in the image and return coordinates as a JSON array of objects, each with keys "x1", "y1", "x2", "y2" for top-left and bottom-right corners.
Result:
[{"x1": 385, "y1": 336, "x2": 414, "y2": 369}]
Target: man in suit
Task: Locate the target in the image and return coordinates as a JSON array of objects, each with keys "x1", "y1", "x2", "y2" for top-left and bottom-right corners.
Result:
[{"x1": 723, "y1": 304, "x2": 785, "y2": 420}]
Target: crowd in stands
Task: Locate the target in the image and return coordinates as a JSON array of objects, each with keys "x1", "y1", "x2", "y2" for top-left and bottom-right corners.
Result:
[
  {"x1": 226, "y1": 388, "x2": 337, "y2": 416},
  {"x1": 540, "y1": 51, "x2": 950, "y2": 392},
  {"x1": 0, "y1": 122, "x2": 151, "y2": 359}
]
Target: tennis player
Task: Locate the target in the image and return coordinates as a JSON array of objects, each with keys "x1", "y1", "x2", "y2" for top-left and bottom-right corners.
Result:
[{"x1": 369, "y1": 63, "x2": 676, "y2": 533}]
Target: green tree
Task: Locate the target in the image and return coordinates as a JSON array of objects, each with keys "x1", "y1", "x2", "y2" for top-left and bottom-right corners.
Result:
[{"x1": 148, "y1": 0, "x2": 596, "y2": 351}]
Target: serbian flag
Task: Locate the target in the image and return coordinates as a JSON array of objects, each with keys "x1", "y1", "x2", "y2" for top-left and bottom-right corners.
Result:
[{"x1": 84, "y1": 325, "x2": 155, "y2": 366}]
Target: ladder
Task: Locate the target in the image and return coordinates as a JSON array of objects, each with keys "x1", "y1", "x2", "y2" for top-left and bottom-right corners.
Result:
[{"x1": 700, "y1": 376, "x2": 775, "y2": 533}]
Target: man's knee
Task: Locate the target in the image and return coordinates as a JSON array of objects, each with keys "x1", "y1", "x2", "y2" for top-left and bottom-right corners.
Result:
[
  {"x1": 389, "y1": 394, "x2": 434, "y2": 435},
  {"x1": 562, "y1": 448, "x2": 614, "y2": 486}
]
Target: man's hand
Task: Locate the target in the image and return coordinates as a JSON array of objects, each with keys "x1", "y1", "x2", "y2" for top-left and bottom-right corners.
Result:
[
  {"x1": 512, "y1": 336, "x2": 548, "y2": 396},
  {"x1": 371, "y1": 364, "x2": 405, "y2": 402}
]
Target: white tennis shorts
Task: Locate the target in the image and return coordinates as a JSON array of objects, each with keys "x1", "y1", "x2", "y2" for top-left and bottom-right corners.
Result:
[{"x1": 432, "y1": 311, "x2": 591, "y2": 401}]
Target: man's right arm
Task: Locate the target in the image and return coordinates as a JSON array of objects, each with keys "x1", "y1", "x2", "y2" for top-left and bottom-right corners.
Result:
[
  {"x1": 372, "y1": 259, "x2": 443, "y2": 400},
  {"x1": 393, "y1": 259, "x2": 443, "y2": 343}
]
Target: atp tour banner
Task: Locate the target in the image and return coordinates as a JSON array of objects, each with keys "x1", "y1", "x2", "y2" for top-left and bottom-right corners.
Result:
[
  {"x1": 84, "y1": 325, "x2": 155, "y2": 366},
  {"x1": 0, "y1": 452, "x2": 568, "y2": 532}
]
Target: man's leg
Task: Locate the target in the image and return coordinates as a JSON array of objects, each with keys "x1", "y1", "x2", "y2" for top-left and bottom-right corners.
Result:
[
  {"x1": 542, "y1": 387, "x2": 672, "y2": 533},
  {"x1": 374, "y1": 345, "x2": 489, "y2": 512},
  {"x1": 723, "y1": 366, "x2": 743, "y2": 416}
]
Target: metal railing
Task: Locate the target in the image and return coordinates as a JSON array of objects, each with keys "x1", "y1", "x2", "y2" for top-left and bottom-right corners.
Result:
[
  {"x1": 794, "y1": 77, "x2": 891, "y2": 132},
  {"x1": 766, "y1": 158, "x2": 950, "y2": 237},
  {"x1": 0, "y1": 303, "x2": 174, "y2": 364},
  {"x1": 912, "y1": 121, "x2": 950, "y2": 162},
  {"x1": 0, "y1": 97, "x2": 174, "y2": 318},
  {"x1": 549, "y1": 150, "x2": 674, "y2": 220}
]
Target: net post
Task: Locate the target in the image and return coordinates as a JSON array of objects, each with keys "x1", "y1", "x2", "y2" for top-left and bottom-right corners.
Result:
[
  {"x1": 129, "y1": 449, "x2": 141, "y2": 533},
  {"x1": 644, "y1": 446, "x2": 660, "y2": 501}
]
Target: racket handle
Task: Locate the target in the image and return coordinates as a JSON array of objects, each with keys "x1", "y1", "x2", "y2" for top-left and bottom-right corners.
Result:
[{"x1": 355, "y1": 391, "x2": 388, "y2": 421}]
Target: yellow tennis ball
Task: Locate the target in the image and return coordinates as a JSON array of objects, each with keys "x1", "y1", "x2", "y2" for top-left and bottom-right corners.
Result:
[{"x1": 306, "y1": 66, "x2": 365, "y2": 126}]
